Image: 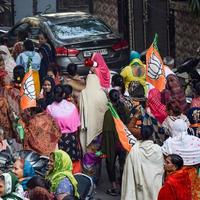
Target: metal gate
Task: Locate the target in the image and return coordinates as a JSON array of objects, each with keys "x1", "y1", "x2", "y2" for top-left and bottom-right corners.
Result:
[
  {"x1": 57, "y1": 0, "x2": 89, "y2": 12},
  {"x1": 118, "y1": 0, "x2": 130, "y2": 40},
  {"x1": 129, "y1": 0, "x2": 171, "y2": 57}
]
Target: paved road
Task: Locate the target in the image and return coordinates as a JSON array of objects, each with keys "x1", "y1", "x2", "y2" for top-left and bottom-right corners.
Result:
[{"x1": 93, "y1": 160, "x2": 121, "y2": 200}]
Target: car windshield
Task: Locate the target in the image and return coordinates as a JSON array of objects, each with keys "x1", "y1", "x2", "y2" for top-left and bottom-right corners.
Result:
[{"x1": 50, "y1": 18, "x2": 111, "y2": 40}]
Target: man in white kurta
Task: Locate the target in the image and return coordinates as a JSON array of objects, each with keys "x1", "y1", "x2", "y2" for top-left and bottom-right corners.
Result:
[{"x1": 121, "y1": 126, "x2": 164, "y2": 200}]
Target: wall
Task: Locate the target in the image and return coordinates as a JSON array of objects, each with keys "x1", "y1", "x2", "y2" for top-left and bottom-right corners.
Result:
[
  {"x1": 14, "y1": 0, "x2": 56, "y2": 24},
  {"x1": 14, "y1": 0, "x2": 33, "y2": 23},
  {"x1": 57, "y1": 0, "x2": 89, "y2": 12},
  {"x1": 92, "y1": 0, "x2": 118, "y2": 33},
  {"x1": 171, "y1": 1, "x2": 200, "y2": 64},
  {"x1": 37, "y1": 0, "x2": 56, "y2": 14}
]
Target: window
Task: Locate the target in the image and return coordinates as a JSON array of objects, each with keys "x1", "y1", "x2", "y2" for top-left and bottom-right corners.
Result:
[{"x1": 50, "y1": 18, "x2": 111, "y2": 40}]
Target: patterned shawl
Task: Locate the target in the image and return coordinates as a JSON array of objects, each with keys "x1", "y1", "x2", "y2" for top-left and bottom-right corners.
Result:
[
  {"x1": 148, "y1": 88, "x2": 168, "y2": 123},
  {"x1": 165, "y1": 74, "x2": 188, "y2": 113}
]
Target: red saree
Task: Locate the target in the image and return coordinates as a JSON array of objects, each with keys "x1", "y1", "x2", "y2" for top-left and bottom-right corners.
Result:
[
  {"x1": 182, "y1": 166, "x2": 200, "y2": 200},
  {"x1": 158, "y1": 169, "x2": 192, "y2": 200}
]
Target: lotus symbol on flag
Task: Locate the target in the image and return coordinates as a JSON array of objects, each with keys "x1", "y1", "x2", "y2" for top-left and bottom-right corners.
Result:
[
  {"x1": 148, "y1": 52, "x2": 163, "y2": 80},
  {"x1": 23, "y1": 74, "x2": 36, "y2": 100}
]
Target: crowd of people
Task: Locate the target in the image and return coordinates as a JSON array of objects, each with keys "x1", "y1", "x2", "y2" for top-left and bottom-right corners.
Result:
[{"x1": 0, "y1": 32, "x2": 199, "y2": 200}]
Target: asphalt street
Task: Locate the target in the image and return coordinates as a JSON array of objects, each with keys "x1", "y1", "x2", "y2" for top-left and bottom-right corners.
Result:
[{"x1": 93, "y1": 160, "x2": 121, "y2": 200}]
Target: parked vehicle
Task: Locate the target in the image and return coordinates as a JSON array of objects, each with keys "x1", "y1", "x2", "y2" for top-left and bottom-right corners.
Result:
[
  {"x1": 175, "y1": 47, "x2": 200, "y2": 98},
  {"x1": 74, "y1": 173, "x2": 94, "y2": 200},
  {"x1": 1, "y1": 12, "x2": 129, "y2": 74},
  {"x1": 0, "y1": 27, "x2": 10, "y2": 37}
]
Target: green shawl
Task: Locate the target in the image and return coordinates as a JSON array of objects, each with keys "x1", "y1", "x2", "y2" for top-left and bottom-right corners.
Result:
[
  {"x1": 101, "y1": 109, "x2": 119, "y2": 167},
  {"x1": 46, "y1": 150, "x2": 79, "y2": 198}
]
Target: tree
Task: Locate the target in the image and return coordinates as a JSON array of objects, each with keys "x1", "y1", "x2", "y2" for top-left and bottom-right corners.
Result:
[
  {"x1": 188, "y1": 0, "x2": 200, "y2": 16},
  {"x1": 0, "y1": 0, "x2": 11, "y2": 14}
]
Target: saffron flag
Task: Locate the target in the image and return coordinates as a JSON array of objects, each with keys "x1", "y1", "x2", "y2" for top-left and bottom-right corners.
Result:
[
  {"x1": 20, "y1": 67, "x2": 36, "y2": 110},
  {"x1": 108, "y1": 102, "x2": 137, "y2": 152},
  {"x1": 146, "y1": 34, "x2": 165, "y2": 91}
]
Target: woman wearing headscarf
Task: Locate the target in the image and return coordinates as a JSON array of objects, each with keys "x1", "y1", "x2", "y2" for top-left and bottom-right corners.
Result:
[
  {"x1": 46, "y1": 150, "x2": 79, "y2": 199},
  {"x1": 162, "y1": 99, "x2": 190, "y2": 137},
  {"x1": 22, "y1": 106, "x2": 60, "y2": 156},
  {"x1": 80, "y1": 73, "x2": 108, "y2": 179},
  {"x1": 85, "y1": 53, "x2": 110, "y2": 89},
  {"x1": 129, "y1": 50, "x2": 140, "y2": 63},
  {"x1": 158, "y1": 154, "x2": 192, "y2": 200},
  {"x1": 37, "y1": 76, "x2": 55, "y2": 110},
  {"x1": 162, "y1": 74, "x2": 188, "y2": 113},
  {"x1": 16, "y1": 39, "x2": 41, "y2": 97},
  {"x1": 12, "y1": 159, "x2": 35, "y2": 191},
  {"x1": 0, "y1": 45, "x2": 16, "y2": 79},
  {"x1": 121, "y1": 125, "x2": 164, "y2": 200},
  {"x1": 120, "y1": 58, "x2": 146, "y2": 93},
  {"x1": 147, "y1": 88, "x2": 168, "y2": 124},
  {"x1": 0, "y1": 172, "x2": 24, "y2": 200},
  {"x1": 47, "y1": 85, "x2": 81, "y2": 173},
  {"x1": 161, "y1": 119, "x2": 200, "y2": 199}
]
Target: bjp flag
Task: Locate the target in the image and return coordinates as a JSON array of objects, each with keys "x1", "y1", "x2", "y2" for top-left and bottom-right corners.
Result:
[
  {"x1": 20, "y1": 68, "x2": 36, "y2": 110},
  {"x1": 108, "y1": 102, "x2": 137, "y2": 152},
  {"x1": 146, "y1": 34, "x2": 165, "y2": 91}
]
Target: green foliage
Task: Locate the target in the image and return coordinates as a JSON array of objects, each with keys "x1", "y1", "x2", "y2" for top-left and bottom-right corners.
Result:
[
  {"x1": 0, "y1": 0, "x2": 11, "y2": 14},
  {"x1": 188, "y1": 0, "x2": 200, "y2": 16}
]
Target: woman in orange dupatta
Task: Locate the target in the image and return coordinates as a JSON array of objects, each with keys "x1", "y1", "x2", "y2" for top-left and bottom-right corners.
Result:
[{"x1": 158, "y1": 154, "x2": 192, "y2": 200}]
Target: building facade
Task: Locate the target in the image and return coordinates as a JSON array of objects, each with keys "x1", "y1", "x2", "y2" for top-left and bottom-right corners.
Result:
[{"x1": 1, "y1": 0, "x2": 199, "y2": 65}]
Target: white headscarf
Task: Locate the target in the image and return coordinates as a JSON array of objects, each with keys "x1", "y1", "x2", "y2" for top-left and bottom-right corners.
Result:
[
  {"x1": 1, "y1": 172, "x2": 24, "y2": 199},
  {"x1": 161, "y1": 119, "x2": 200, "y2": 165},
  {"x1": 0, "y1": 45, "x2": 16, "y2": 79}
]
